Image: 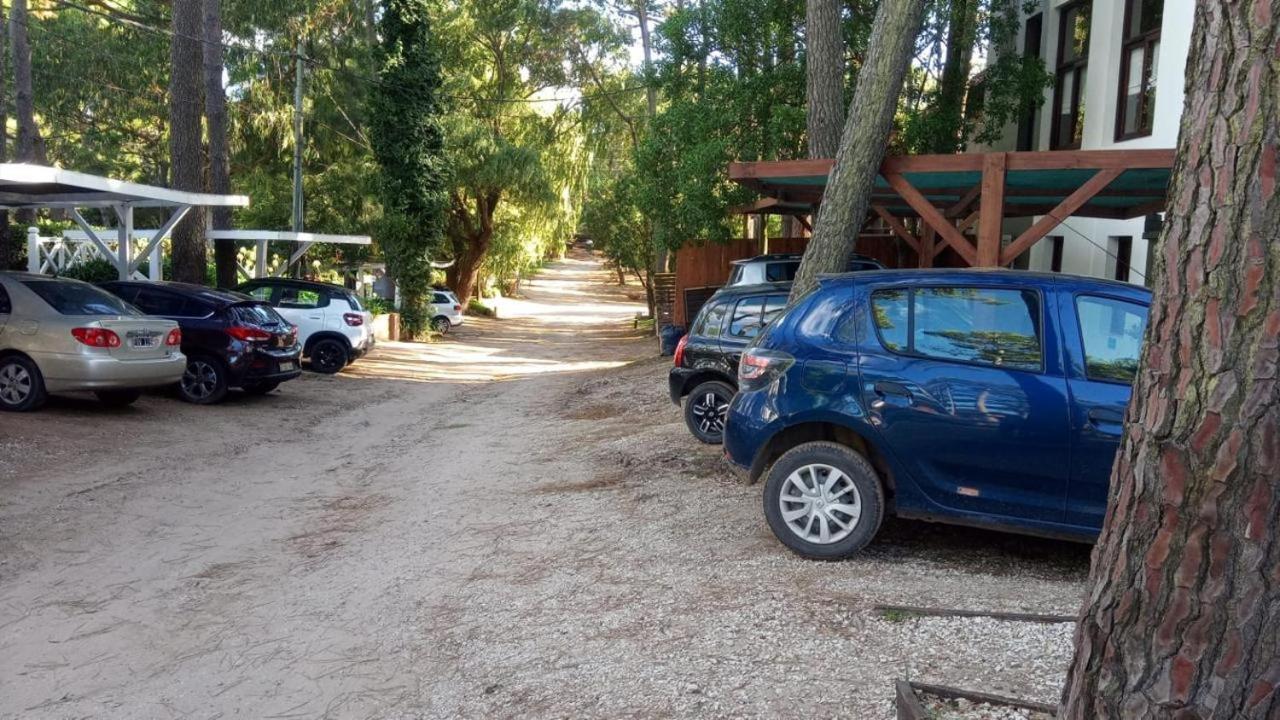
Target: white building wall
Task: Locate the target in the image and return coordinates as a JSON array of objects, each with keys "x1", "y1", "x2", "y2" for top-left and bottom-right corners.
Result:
[{"x1": 990, "y1": 0, "x2": 1192, "y2": 285}]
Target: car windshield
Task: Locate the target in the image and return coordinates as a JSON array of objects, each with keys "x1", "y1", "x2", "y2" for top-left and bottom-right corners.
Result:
[
  {"x1": 22, "y1": 280, "x2": 141, "y2": 316},
  {"x1": 231, "y1": 302, "x2": 287, "y2": 327}
]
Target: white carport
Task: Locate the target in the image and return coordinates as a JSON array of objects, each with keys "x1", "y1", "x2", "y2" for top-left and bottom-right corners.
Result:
[
  {"x1": 59, "y1": 228, "x2": 371, "y2": 281},
  {"x1": 0, "y1": 163, "x2": 248, "y2": 281}
]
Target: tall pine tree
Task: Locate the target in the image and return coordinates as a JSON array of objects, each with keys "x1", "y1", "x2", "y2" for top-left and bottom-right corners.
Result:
[{"x1": 369, "y1": 0, "x2": 448, "y2": 337}]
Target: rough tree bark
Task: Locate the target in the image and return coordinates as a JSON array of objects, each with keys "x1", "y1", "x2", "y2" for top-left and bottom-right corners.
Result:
[
  {"x1": 445, "y1": 190, "x2": 499, "y2": 302},
  {"x1": 169, "y1": 0, "x2": 208, "y2": 284},
  {"x1": 1059, "y1": 2, "x2": 1279, "y2": 717},
  {"x1": 789, "y1": 0, "x2": 926, "y2": 301},
  {"x1": 0, "y1": 2, "x2": 10, "y2": 270},
  {"x1": 204, "y1": 0, "x2": 235, "y2": 288},
  {"x1": 805, "y1": 0, "x2": 844, "y2": 159}
]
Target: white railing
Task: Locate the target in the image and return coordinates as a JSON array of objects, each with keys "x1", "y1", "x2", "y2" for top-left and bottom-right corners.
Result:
[{"x1": 26, "y1": 227, "x2": 162, "y2": 280}]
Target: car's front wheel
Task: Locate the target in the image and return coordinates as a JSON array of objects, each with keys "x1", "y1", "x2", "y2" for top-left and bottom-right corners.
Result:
[
  {"x1": 763, "y1": 441, "x2": 885, "y2": 560},
  {"x1": 178, "y1": 355, "x2": 229, "y2": 404},
  {"x1": 309, "y1": 338, "x2": 347, "y2": 374},
  {"x1": 683, "y1": 380, "x2": 734, "y2": 444},
  {"x1": 0, "y1": 355, "x2": 47, "y2": 412}
]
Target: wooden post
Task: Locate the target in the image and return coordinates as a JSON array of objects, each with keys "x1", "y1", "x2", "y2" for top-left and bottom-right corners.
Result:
[
  {"x1": 976, "y1": 152, "x2": 1006, "y2": 267},
  {"x1": 919, "y1": 226, "x2": 935, "y2": 268}
]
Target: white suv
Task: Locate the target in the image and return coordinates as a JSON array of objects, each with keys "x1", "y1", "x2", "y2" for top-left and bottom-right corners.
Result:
[
  {"x1": 236, "y1": 279, "x2": 374, "y2": 374},
  {"x1": 430, "y1": 289, "x2": 465, "y2": 333}
]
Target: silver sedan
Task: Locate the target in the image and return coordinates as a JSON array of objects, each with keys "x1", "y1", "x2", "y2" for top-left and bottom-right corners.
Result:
[{"x1": 0, "y1": 272, "x2": 186, "y2": 411}]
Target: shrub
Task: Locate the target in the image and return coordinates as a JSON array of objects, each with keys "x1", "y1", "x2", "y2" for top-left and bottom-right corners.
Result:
[{"x1": 467, "y1": 298, "x2": 496, "y2": 317}]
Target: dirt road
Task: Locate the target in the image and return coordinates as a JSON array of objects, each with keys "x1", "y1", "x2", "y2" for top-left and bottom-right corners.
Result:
[{"x1": 1, "y1": 255, "x2": 1090, "y2": 719}]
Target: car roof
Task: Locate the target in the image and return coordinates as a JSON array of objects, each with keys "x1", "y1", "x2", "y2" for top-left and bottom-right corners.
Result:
[
  {"x1": 238, "y1": 277, "x2": 352, "y2": 294},
  {"x1": 103, "y1": 280, "x2": 251, "y2": 306},
  {"x1": 816, "y1": 268, "x2": 1152, "y2": 297},
  {"x1": 730, "y1": 253, "x2": 802, "y2": 266},
  {"x1": 0, "y1": 271, "x2": 86, "y2": 282},
  {"x1": 709, "y1": 281, "x2": 793, "y2": 300}
]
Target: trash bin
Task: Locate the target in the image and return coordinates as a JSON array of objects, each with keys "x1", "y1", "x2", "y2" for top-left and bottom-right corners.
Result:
[{"x1": 659, "y1": 325, "x2": 686, "y2": 356}]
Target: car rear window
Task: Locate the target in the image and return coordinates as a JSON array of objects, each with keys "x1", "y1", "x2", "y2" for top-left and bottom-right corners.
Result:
[
  {"x1": 693, "y1": 300, "x2": 729, "y2": 339},
  {"x1": 765, "y1": 261, "x2": 800, "y2": 282},
  {"x1": 22, "y1": 280, "x2": 140, "y2": 316},
  {"x1": 345, "y1": 293, "x2": 365, "y2": 311},
  {"x1": 231, "y1": 302, "x2": 287, "y2": 327}
]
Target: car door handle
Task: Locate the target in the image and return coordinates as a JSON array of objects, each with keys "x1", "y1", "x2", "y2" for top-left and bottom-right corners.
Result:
[
  {"x1": 1087, "y1": 408, "x2": 1125, "y2": 425},
  {"x1": 873, "y1": 381, "x2": 913, "y2": 397}
]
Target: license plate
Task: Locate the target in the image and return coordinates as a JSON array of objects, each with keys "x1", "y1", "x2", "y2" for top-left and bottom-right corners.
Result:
[
  {"x1": 131, "y1": 337, "x2": 158, "y2": 348},
  {"x1": 279, "y1": 361, "x2": 296, "y2": 372}
]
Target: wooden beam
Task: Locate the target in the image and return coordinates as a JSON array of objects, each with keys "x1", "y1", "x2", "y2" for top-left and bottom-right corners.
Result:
[
  {"x1": 1124, "y1": 198, "x2": 1169, "y2": 218},
  {"x1": 1003, "y1": 148, "x2": 1175, "y2": 171},
  {"x1": 919, "y1": 226, "x2": 936, "y2": 268},
  {"x1": 977, "y1": 152, "x2": 1007, "y2": 266},
  {"x1": 957, "y1": 209, "x2": 981, "y2": 233},
  {"x1": 1001, "y1": 168, "x2": 1124, "y2": 265},
  {"x1": 945, "y1": 185, "x2": 983, "y2": 217},
  {"x1": 882, "y1": 154, "x2": 985, "y2": 173},
  {"x1": 796, "y1": 215, "x2": 813, "y2": 233},
  {"x1": 871, "y1": 205, "x2": 920, "y2": 254},
  {"x1": 885, "y1": 172, "x2": 977, "y2": 265},
  {"x1": 728, "y1": 159, "x2": 834, "y2": 179}
]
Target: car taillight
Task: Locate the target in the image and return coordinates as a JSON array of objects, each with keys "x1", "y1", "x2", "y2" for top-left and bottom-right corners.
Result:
[
  {"x1": 71, "y1": 328, "x2": 121, "y2": 348},
  {"x1": 453, "y1": 304, "x2": 461, "y2": 312},
  {"x1": 738, "y1": 348, "x2": 795, "y2": 390},
  {"x1": 164, "y1": 328, "x2": 182, "y2": 346},
  {"x1": 343, "y1": 313, "x2": 364, "y2": 327},
  {"x1": 673, "y1": 334, "x2": 689, "y2": 367},
  {"x1": 226, "y1": 325, "x2": 272, "y2": 342}
]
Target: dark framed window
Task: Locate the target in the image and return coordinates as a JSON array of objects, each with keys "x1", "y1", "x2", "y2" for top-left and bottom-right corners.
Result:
[
  {"x1": 1050, "y1": 236, "x2": 1065, "y2": 273},
  {"x1": 1116, "y1": 0, "x2": 1163, "y2": 140},
  {"x1": 1112, "y1": 236, "x2": 1133, "y2": 282},
  {"x1": 1051, "y1": 1, "x2": 1091, "y2": 149},
  {"x1": 1016, "y1": 13, "x2": 1045, "y2": 152},
  {"x1": 1075, "y1": 295, "x2": 1148, "y2": 384},
  {"x1": 0, "y1": 285, "x2": 10, "y2": 314},
  {"x1": 870, "y1": 287, "x2": 1043, "y2": 372},
  {"x1": 694, "y1": 300, "x2": 728, "y2": 339},
  {"x1": 728, "y1": 296, "x2": 766, "y2": 338}
]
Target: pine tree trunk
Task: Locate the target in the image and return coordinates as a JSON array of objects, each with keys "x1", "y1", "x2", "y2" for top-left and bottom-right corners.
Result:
[
  {"x1": 0, "y1": 2, "x2": 10, "y2": 269},
  {"x1": 927, "y1": 0, "x2": 978, "y2": 153},
  {"x1": 169, "y1": 0, "x2": 208, "y2": 285},
  {"x1": 789, "y1": 0, "x2": 926, "y2": 301},
  {"x1": 1059, "y1": 3, "x2": 1279, "y2": 717},
  {"x1": 10, "y1": 0, "x2": 39, "y2": 229},
  {"x1": 805, "y1": 0, "x2": 844, "y2": 158},
  {"x1": 204, "y1": 0, "x2": 235, "y2": 288}
]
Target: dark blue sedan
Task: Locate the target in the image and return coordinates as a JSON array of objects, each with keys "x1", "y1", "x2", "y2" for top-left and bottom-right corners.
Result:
[{"x1": 722, "y1": 269, "x2": 1151, "y2": 559}]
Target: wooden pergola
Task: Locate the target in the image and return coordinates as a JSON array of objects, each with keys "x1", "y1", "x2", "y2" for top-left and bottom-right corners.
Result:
[{"x1": 728, "y1": 148, "x2": 1175, "y2": 268}]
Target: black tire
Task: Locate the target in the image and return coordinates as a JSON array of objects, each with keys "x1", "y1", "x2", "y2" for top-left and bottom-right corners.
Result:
[
  {"x1": 683, "y1": 380, "x2": 735, "y2": 444},
  {"x1": 309, "y1": 338, "x2": 348, "y2": 374},
  {"x1": 178, "y1": 354, "x2": 229, "y2": 404},
  {"x1": 431, "y1": 316, "x2": 452, "y2": 334},
  {"x1": 241, "y1": 380, "x2": 280, "y2": 396},
  {"x1": 0, "y1": 355, "x2": 47, "y2": 412},
  {"x1": 762, "y1": 441, "x2": 885, "y2": 560},
  {"x1": 95, "y1": 389, "x2": 141, "y2": 407}
]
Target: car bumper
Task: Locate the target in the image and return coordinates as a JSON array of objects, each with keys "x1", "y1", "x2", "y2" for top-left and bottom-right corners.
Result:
[
  {"x1": 351, "y1": 333, "x2": 375, "y2": 359},
  {"x1": 37, "y1": 351, "x2": 187, "y2": 393},
  {"x1": 722, "y1": 391, "x2": 773, "y2": 471},
  {"x1": 668, "y1": 367, "x2": 697, "y2": 405}
]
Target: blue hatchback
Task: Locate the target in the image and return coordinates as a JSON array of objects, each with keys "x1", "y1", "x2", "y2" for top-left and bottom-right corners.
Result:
[{"x1": 722, "y1": 269, "x2": 1151, "y2": 559}]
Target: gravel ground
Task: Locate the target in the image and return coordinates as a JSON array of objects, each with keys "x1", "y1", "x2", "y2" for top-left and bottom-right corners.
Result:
[
  {"x1": 922, "y1": 695, "x2": 1055, "y2": 720},
  {"x1": 0, "y1": 253, "x2": 1087, "y2": 718}
]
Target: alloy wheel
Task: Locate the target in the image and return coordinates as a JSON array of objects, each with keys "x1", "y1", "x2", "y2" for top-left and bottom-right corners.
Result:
[
  {"x1": 312, "y1": 342, "x2": 344, "y2": 373},
  {"x1": 0, "y1": 363, "x2": 32, "y2": 405},
  {"x1": 690, "y1": 390, "x2": 729, "y2": 435},
  {"x1": 778, "y1": 463, "x2": 863, "y2": 545},
  {"x1": 182, "y1": 359, "x2": 219, "y2": 401}
]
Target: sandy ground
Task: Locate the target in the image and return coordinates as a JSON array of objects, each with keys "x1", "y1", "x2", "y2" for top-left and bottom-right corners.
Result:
[{"x1": 0, "y1": 253, "x2": 1090, "y2": 719}]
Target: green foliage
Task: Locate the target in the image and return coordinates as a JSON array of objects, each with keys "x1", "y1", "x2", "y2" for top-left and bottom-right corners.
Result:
[
  {"x1": 55, "y1": 258, "x2": 120, "y2": 284},
  {"x1": 466, "y1": 298, "x2": 497, "y2": 317},
  {"x1": 369, "y1": 0, "x2": 450, "y2": 340},
  {"x1": 363, "y1": 295, "x2": 395, "y2": 315}
]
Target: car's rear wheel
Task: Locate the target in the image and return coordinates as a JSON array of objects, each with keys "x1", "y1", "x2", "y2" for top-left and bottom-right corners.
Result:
[
  {"x1": 431, "y1": 316, "x2": 452, "y2": 334},
  {"x1": 763, "y1": 442, "x2": 885, "y2": 560},
  {"x1": 309, "y1": 338, "x2": 347, "y2": 374},
  {"x1": 178, "y1": 355, "x2": 229, "y2": 404},
  {"x1": 0, "y1": 355, "x2": 47, "y2": 412},
  {"x1": 241, "y1": 380, "x2": 280, "y2": 395},
  {"x1": 95, "y1": 389, "x2": 141, "y2": 407},
  {"x1": 683, "y1": 380, "x2": 734, "y2": 444}
]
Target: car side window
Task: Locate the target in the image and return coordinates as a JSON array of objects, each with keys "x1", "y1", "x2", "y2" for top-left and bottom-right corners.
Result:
[
  {"x1": 728, "y1": 296, "x2": 766, "y2": 339},
  {"x1": 131, "y1": 288, "x2": 185, "y2": 316},
  {"x1": 912, "y1": 287, "x2": 1042, "y2": 371},
  {"x1": 0, "y1": 285, "x2": 10, "y2": 314},
  {"x1": 762, "y1": 295, "x2": 788, "y2": 327},
  {"x1": 1076, "y1": 295, "x2": 1148, "y2": 384},
  {"x1": 765, "y1": 262, "x2": 799, "y2": 283},
  {"x1": 278, "y1": 287, "x2": 323, "y2": 309},
  {"x1": 695, "y1": 301, "x2": 729, "y2": 339},
  {"x1": 870, "y1": 289, "x2": 909, "y2": 351},
  {"x1": 244, "y1": 285, "x2": 274, "y2": 302},
  {"x1": 432, "y1": 293, "x2": 449, "y2": 304}
]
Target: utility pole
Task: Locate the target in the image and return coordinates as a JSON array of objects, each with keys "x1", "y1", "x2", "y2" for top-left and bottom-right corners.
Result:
[{"x1": 291, "y1": 39, "x2": 305, "y2": 276}]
